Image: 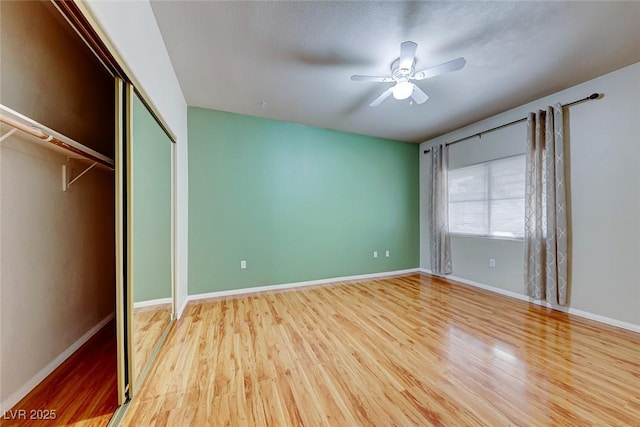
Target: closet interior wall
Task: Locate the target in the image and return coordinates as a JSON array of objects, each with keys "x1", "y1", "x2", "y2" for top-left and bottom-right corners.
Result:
[{"x1": 0, "y1": 0, "x2": 115, "y2": 408}]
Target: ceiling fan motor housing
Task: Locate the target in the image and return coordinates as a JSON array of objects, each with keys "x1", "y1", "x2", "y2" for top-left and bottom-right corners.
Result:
[{"x1": 391, "y1": 58, "x2": 415, "y2": 79}]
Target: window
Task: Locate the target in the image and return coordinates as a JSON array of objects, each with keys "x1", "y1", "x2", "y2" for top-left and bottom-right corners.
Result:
[{"x1": 448, "y1": 154, "x2": 525, "y2": 238}]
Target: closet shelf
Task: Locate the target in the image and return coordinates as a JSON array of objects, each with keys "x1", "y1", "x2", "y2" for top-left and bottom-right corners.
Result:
[{"x1": 0, "y1": 104, "x2": 114, "y2": 170}]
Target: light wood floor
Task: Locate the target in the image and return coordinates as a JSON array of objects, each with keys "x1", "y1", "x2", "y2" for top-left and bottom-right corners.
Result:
[
  {"x1": 122, "y1": 273, "x2": 640, "y2": 426},
  {"x1": 133, "y1": 304, "x2": 172, "y2": 383},
  {"x1": 2, "y1": 321, "x2": 118, "y2": 427}
]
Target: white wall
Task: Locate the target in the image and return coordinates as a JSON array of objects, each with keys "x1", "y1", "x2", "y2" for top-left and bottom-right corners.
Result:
[
  {"x1": 83, "y1": 0, "x2": 189, "y2": 317},
  {"x1": 420, "y1": 62, "x2": 640, "y2": 329},
  {"x1": 0, "y1": 134, "x2": 115, "y2": 408}
]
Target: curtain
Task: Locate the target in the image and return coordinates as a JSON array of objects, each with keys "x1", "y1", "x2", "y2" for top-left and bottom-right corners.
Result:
[
  {"x1": 429, "y1": 144, "x2": 452, "y2": 275},
  {"x1": 524, "y1": 104, "x2": 568, "y2": 305}
]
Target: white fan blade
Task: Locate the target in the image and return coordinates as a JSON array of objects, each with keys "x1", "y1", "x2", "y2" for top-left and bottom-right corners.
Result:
[
  {"x1": 369, "y1": 88, "x2": 393, "y2": 107},
  {"x1": 399, "y1": 41, "x2": 417, "y2": 71},
  {"x1": 351, "y1": 75, "x2": 394, "y2": 82},
  {"x1": 413, "y1": 57, "x2": 466, "y2": 80},
  {"x1": 411, "y1": 85, "x2": 429, "y2": 104}
]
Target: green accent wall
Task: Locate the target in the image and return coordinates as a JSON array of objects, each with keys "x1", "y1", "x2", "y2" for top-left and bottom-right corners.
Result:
[
  {"x1": 132, "y1": 93, "x2": 172, "y2": 302},
  {"x1": 188, "y1": 107, "x2": 419, "y2": 294}
]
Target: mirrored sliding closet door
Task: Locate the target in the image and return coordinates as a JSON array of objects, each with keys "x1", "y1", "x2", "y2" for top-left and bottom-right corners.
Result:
[{"x1": 126, "y1": 84, "x2": 175, "y2": 396}]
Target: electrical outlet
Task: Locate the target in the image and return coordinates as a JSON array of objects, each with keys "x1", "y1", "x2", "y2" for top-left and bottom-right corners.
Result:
[
  {"x1": 240, "y1": 260, "x2": 247, "y2": 269},
  {"x1": 489, "y1": 258, "x2": 496, "y2": 267},
  {"x1": 373, "y1": 251, "x2": 378, "y2": 258},
  {"x1": 385, "y1": 250, "x2": 390, "y2": 258}
]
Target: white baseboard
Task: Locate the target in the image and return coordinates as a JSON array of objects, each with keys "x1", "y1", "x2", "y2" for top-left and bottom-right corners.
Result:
[
  {"x1": 535, "y1": 302, "x2": 640, "y2": 333},
  {"x1": 435, "y1": 270, "x2": 531, "y2": 303},
  {"x1": 1, "y1": 313, "x2": 115, "y2": 413},
  {"x1": 133, "y1": 297, "x2": 173, "y2": 309},
  {"x1": 188, "y1": 268, "x2": 420, "y2": 302},
  {"x1": 419, "y1": 269, "x2": 640, "y2": 333}
]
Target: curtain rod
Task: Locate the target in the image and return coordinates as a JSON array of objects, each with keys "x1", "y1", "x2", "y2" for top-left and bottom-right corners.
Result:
[{"x1": 423, "y1": 93, "x2": 600, "y2": 154}]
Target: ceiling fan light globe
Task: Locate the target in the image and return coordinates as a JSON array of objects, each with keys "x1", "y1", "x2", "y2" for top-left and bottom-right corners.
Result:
[{"x1": 392, "y1": 81, "x2": 413, "y2": 100}]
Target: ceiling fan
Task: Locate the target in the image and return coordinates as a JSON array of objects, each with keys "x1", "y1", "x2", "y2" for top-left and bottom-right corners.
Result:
[{"x1": 351, "y1": 41, "x2": 466, "y2": 107}]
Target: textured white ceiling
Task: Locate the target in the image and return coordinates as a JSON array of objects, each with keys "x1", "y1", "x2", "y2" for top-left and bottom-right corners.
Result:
[{"x1": 150, "y1": 1, "x2": 640, "y2": 143}]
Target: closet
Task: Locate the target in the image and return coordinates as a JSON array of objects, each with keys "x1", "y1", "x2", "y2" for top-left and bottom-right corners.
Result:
[{"x1": 0, "y1": 1, "x2": 175, "y2": 424}]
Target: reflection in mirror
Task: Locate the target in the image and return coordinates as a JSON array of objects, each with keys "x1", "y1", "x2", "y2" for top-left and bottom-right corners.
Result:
[{"x1": 130, "y1": 90, "x2": 173, "y2": 392}]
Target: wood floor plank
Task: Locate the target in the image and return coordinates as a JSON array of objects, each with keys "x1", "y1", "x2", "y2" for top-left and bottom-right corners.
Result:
[
  {"x1": 2, "y1": 322, "x2": 118, "y2": 427},
  {"x1": 133, "y1": 304, "x2": 172, "y2": 384},
  {"x1": 121, "y1": 273, "x2": 640, "y2": 426}
]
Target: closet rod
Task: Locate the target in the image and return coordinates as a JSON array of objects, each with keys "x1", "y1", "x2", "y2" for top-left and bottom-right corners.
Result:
[
  {"x1": 0, "y1": 105, "x2": 114, "y2": 170},
  {"x1": 423, "y1": 93, "x2": 600, "y2": 154}
]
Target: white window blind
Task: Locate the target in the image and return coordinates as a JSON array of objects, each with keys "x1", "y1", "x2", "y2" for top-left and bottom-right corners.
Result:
[{"x1": 448, "y1": 154, "x2": 525, "y2": 238}]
